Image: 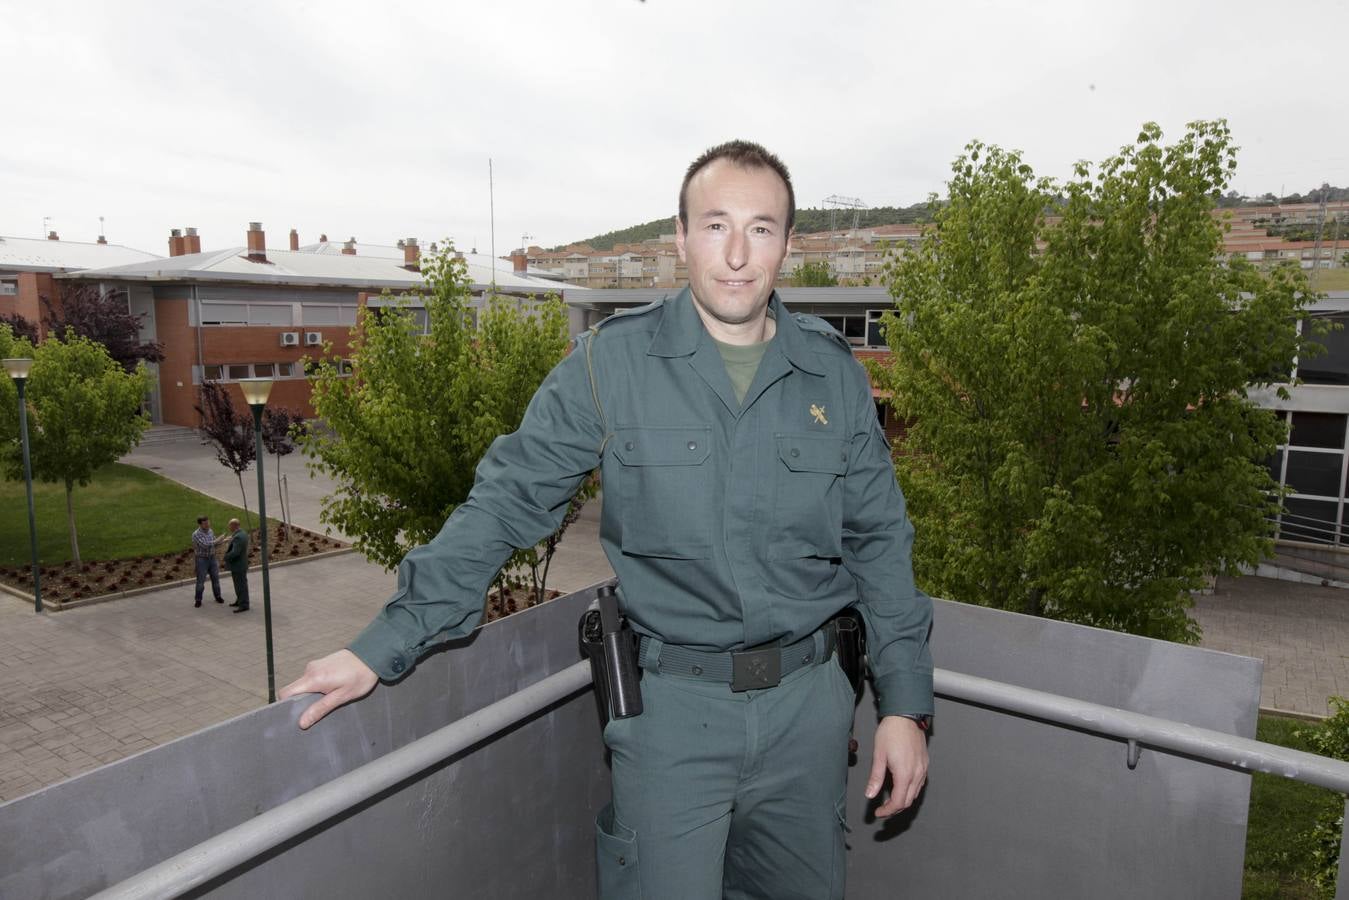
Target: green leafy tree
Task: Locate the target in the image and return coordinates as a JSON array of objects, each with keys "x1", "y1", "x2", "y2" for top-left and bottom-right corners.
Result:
[
  {"x1": 790, "y1": 260, "x2": 838, "y2": 287},
  {"x1": 870, "y1": 120, "x2": 1318, "y2": 642},
  {"x1": 261, "y1": 407, "x2": 306, "y2": 543},
  {"x1": 300, "y1": 244, "x2": 582, "y2": 602},
  {"x1": 195, "y1": 381, "x2": 256, "y2": 531},
  {"x1": 0, "y1": 329, "x2": 151, "y2": 565}
]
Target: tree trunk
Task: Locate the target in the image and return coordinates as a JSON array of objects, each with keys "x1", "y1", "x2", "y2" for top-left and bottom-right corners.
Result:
[
  {"x1": 236, "y1": 472, "x2": 253, "y2": 531},
  {"x1": 276, "y1": 457, "x2": 289, "y2": 544},
  {"x1": 65, "y1": 479, "x2": 81, "y2": 567}
]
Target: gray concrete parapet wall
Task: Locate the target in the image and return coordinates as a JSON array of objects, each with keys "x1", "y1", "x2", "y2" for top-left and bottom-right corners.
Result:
[{"x1": 0, "y1": 587, "x2": 1261, "y2": 899}]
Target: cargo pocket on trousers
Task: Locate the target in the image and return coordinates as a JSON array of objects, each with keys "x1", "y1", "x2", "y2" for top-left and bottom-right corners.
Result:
[
  {"x1": 830, "y1": 792, "x2": 850, "y2": 899},
  {"x1": 596, "y1": 802, "x2": 642, "y2": 899}
]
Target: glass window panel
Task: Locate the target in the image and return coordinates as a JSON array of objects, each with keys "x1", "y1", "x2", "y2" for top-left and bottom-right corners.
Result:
[
  {"x1": 1281, "y1": 497, "x2": 1340, "y2": 545},
  {"x1": 253, "y1": 363, "x2": 274, "y2": 377},
  {"x1": 227, "y1": 364, "x2": 251, "y2": 380},
  {"x1": 275, "y1": 362, "x2": 294, "y2": 377},
  {"x1": 843, "y1": 317, "x2": 866, "y2": 339},
  {"x1": 1299, "y1": 315, "x2": 1349, "y2": 385},
  {"x1": 247, "y1": 304, "x2": 292, "y2": 326},
  {"x1": 1264, "y1": 450, "x2": 1285, "y2": 484},
  {"x1": 202, "y1": 365, "x2": 222, "y2": 381},
  {"x1": 338, "y1": 306, "x2": 358, "y2": 326},
  {"x1": 1289, "y1": 412, "x2": 1347, "y2": 449},
  {"x1": 874, "y1": 400, "x2": 887, "y2": 427},
  {"x1": 200, "y1": 303, "x2": 248, "y2": 325},
  {"x1": 1284, "y1": 449, "x2": 1344, "y2": 498},
  {"x1": 302, "y1": 304, "x2": 340, "y2": 326},
  {"x1": 821, "y1": 316, "x2": 844, "y2": 332}
]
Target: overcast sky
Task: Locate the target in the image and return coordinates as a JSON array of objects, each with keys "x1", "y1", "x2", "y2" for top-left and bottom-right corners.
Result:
[{"x1": 3, "y1": 0, "x2": 1346, "y2": 257}]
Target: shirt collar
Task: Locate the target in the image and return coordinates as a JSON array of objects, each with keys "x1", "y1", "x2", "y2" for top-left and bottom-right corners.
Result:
[{"x1": 648, "y1": 287, "x2": 825, "y2": 376}]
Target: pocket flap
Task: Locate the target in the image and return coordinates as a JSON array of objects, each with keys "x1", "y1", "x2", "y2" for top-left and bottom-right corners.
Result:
[
  {"x1": 776, "y1": 434, "x2": 849, "y2": 475},
  {"x1": 614, "y1": 426, "x2": 711, "y2": 466}
]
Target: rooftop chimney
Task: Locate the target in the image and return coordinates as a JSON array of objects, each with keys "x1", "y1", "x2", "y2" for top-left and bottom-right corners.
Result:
[
  {"x1": 47, "y1": 231, "x2": 59, "y2": 241},
  {"x1": 510, "y1": 251, "x2": 527, "y2": 273},
  {"x1": 246, "y1": 222, "x2": 267, "y2": 262},
  {"x1": 289, "y1": 228, "x2": 299, "y2": 252},
  {"x1": 169, "y1": 228, "x2": 186, "y2": 257},
  {"x1": 185, "y1": 226, "x2": 201, "y2": 254},
  {"x1": 342, "y1": 237, "x2": 356, "y2": 256},
  {"x1": 404, "y1": 237, "x2": 420, "y2": 271},
  {"x1": 97, "y1": 234, "x2": 107, "y2": 245},
  {"x1": 319, "y1": 233, "x2": 328, "y2": 243}
]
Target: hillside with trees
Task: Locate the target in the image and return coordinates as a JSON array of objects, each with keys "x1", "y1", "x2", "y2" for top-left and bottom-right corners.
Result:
[
  {"x1": 561, "y1": 202, "x2": 934, "y2": 250},
  {"x1": 564, "y1": 184, "x2": 1346, "y2": 251}
]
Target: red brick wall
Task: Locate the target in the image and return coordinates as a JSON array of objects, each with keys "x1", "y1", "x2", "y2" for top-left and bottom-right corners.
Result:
[
  {"x1": 153, "y1": 297, "x2": 354, "y2": 426},
  {"x1": 5, "y1": 273, "x2": 59, "y2": 339}
]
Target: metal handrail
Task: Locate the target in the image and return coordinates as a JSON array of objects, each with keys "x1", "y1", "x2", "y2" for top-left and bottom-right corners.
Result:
[
  {"x1": 936, "y1": 670, "x2": 1349, "y2": 792},
  {"x1": 92, "y1": 662, "x2": 1349, "y2": 898}
]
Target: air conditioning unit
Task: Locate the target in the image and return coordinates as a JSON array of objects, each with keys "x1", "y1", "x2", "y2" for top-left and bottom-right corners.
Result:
[
  {"x1": 304, "y1": 331, "x2": 323, "y2": 346},
  {"x1": 280, "y1": 332, "x2": 300, "y2": 347}
]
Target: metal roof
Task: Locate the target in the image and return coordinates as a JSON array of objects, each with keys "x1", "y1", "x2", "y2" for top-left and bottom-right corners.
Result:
[
  {"x1": 0, "y1": 235, "x2": 160, "y2": 274},
  {"x1": 58, "y1": 246, "x2": 574, "y2": 294}
]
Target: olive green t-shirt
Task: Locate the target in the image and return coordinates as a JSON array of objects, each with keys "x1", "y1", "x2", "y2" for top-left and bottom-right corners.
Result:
[{"x1": 714, "y1": 337, "x2": 771, "y2": 406}]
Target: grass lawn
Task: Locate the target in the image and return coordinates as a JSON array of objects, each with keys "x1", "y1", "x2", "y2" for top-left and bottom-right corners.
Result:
[
  {"x1": 1244, "y1": 713, "x2": 1339, "y2": 898},
  {"x1": 0, "y1": 462, "x2": 274, "y2": 567}
]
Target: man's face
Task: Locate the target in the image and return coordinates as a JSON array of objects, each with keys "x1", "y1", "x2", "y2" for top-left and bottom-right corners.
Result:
[
  {"x1": 228, "y1": 521, "x2": 239, "y2": 533},
  {"x1": 676, "y1": 159, "x2": 791, "y2": 339},
  {"x1": 200, "y1": 519, "x2": 210, "y2": 531}
]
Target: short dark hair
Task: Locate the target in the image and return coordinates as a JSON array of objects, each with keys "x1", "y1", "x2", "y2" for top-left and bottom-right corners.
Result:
[
  {"x1": 678, "y1": 140, "x2": 795, "y2": 234},
  {"x1": 197, "y1": 516, "x2": 208, "y2": 526}
]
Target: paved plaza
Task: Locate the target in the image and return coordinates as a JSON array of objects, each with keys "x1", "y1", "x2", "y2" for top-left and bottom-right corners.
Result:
[{"x1": 0, "y1": 437, "x2": 1344, "y2": 804}]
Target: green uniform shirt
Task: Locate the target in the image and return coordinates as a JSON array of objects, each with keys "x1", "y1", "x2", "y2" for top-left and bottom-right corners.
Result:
[
  {"x1": 349, "y1": 288, "x2": 933, "y2": 718},
  {"x1": 223, "y1": 530, "x2": 249, "y2": 574}
]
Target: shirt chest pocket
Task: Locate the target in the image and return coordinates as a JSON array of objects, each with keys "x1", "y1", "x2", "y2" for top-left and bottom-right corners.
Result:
[
  {"x1": 770, "y1": 434, "x2": 849, "y2": 560},
  {"x1": 612, "y1": 425, "x2": 713, "y2": 559}
]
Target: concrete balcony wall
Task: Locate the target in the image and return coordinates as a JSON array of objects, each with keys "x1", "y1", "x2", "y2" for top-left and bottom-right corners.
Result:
[{"x1": 0, "y1": 586, "x2": 1261, "y2": 899}]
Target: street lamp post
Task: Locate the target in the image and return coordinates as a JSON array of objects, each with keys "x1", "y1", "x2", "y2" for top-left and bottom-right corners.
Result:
[
  {"x1": 4, "y1": 357, "x2": 41, "y2": 613},
  {"x1": 239, "y1": 378, "x2": 277, "y2": 702}
]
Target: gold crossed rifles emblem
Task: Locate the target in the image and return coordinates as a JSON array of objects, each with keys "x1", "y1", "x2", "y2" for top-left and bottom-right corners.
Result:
[{"x1": 810, "y1": 404, "x2": 828, "y2": 426}]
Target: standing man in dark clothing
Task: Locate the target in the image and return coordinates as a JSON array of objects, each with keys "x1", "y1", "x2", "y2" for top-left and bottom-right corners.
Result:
[
  {"x1": 191, "y1": 515, "x2": 225, "y2": 608},
  {"x1": 280, "y1": 140, "x2": 933, "y2": 899},
  {"x1": 223, "y1": 517, "x2": 251, "y2": 613}
]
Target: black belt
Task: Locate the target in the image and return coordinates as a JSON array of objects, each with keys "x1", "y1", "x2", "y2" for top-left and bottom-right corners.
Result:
[{"x1": 637, "y1": 621, "x2": 838, "y2": 692}]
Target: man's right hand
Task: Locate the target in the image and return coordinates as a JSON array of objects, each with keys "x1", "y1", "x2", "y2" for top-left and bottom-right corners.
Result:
[{"x1": 278, "y1": 649, "x2": 379, "y2": 730}]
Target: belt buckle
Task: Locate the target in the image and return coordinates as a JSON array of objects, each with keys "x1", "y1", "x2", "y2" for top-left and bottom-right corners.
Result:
[{"x1": 731, "y1": 646, "x2": 781, "y2": 692}]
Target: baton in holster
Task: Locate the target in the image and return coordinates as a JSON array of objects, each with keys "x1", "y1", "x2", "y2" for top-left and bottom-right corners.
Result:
[
  {"x1": 831, "y1": 606, "x2": 868, "y2": 700},
  {"x1": 578, "y1": 584, "x2": 643, "y2": 726}
]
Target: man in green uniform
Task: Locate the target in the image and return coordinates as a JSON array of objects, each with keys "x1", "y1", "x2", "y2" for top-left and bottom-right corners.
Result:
[
  {"x1": 222, "y1": 518, "x2": 250, "y2": 613},
  {"x1": 281, "y1": 141, "x2": 933, "y2": 899}
]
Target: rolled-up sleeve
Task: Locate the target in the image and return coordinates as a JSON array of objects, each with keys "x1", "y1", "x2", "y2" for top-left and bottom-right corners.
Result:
[
  {"x1": 840, "y1": 363, "x2": 933, "y2": 719},
  {"x1": 348, "y1": 339, "x2": 605, "y2": 680}
]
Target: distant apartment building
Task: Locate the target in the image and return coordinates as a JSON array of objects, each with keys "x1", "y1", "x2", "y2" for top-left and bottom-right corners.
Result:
[{"x1": 526, "y1": 223, "x2": 928, "y2": 290}]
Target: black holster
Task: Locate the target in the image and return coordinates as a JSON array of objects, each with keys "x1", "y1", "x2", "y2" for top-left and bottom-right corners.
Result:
[
  {"x1": 579, "y1": 585, "x2": 643, "y2": 727},
  {"x1": 830, "y1": 606, "x2": 868, "y2": 699}
]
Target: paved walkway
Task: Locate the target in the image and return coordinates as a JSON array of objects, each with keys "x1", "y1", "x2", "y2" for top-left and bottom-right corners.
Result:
[
  {"x1": 0, "y1": 436, "x2": 1344, "y2": 804},
  {"x1": 1192, "y1": 575, "x2": 1349, "y2": 718}
]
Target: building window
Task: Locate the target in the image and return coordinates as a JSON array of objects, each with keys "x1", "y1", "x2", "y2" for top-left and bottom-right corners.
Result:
[
  {"x1": 0, "y1": 281, "x2": 16, "y2": 297},
  {"x1": 196, "y1": 362, "x2": 302, "y2": 384},
  {"x1": 875, "y1": 400, "x2": 887, "y2": 428},
  {"x1": 1298, "y1": 315, "x2": 1349, "y2": 385}
]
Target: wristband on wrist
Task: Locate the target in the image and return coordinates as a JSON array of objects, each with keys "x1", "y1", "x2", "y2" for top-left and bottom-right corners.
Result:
[{"x1": 898, "y1": 714, "x2": 931, "y2": 731}]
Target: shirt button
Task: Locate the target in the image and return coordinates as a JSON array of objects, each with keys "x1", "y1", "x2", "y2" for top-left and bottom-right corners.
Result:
[
  {"x1": 691, "y1": 665, "x2": 703, "y2": 676},
  {"x1": 790, "y1": 448, "x2": 800, "y2": 458},
  {"x1": 802, "y1": 652, "x2": 813, "y2": 664},
  {"x1": 687, "y1": 441, "x2": 697, "y2": 451},
  {"x1": 624, "y1": 441, "x2": 635, "y2": 451},
  {"x1": 390, "y1": 657, "x2": 405, "y2": 674}
]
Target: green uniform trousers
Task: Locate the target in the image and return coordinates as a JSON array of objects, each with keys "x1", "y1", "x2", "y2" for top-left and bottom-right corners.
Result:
[
  {"x1": 596, "y1": 640, "x2": 855, "y2": 900},
  {"x1": 229, "y1": 568, "x2": 249, "y2": 609}
]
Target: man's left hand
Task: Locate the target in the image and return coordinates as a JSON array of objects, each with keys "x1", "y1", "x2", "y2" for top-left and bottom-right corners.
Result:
[{"x1": 865, "y1": 715, "x2": 929, "y2": 816}]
